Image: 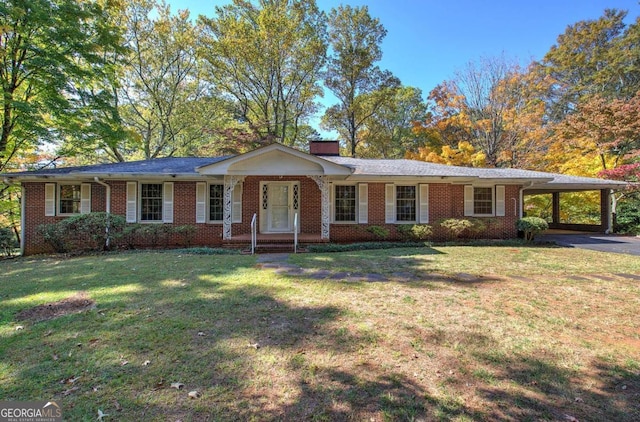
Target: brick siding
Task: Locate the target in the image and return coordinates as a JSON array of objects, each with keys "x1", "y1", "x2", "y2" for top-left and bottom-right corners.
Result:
[{"x1": 22, "y1": 179, "x2": 522, "y2": 255}]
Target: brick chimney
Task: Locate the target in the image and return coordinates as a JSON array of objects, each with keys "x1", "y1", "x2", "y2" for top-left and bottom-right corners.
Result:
[{"x1": 309, "y1": 140, "x2": 340, "y2": 156}]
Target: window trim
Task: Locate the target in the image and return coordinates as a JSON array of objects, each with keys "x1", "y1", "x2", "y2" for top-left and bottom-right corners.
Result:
[
  {"x1": 57, "y1": 183, "x2": 82, "y2": 216},
  {"x1": 465, "y1": 184, "x2": 498, "y2": 217},
  {"x1": 138, "y1": 182, "x2": 164, "y2": 223},
  {"x1": 395, "y1": 185, "x2": 417, "y2": 223},
  {"x1": 208, "y1": 183, "x2": 224, "y2": 223},
  {"x1": 332, "y1": 183, "x2": 358, "y2": 223}
]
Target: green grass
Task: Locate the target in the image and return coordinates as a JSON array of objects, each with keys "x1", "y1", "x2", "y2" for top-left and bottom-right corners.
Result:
[{"x1": 1, "y1": 245, "x2": 639, "y2": 421}]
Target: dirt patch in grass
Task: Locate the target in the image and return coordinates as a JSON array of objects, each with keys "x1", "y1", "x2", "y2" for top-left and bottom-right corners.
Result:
[{"x1": 15, "y1": 291, "x2": 95, "y2": 322}]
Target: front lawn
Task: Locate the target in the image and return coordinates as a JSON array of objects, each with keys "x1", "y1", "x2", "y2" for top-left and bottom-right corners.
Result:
[{"x1": 1, "y1": 246, "x2": 639, "y2": 421}]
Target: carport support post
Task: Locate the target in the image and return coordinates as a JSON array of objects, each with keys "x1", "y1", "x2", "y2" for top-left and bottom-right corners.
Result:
[
  {"x1": 601, "y1": 189, "x2": 611, "y2": 233},
  {"x1": 552, "y1": 192, "x2": 560, "y2": 225}
]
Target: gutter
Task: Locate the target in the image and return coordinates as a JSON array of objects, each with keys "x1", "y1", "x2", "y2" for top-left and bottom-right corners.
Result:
[
  {"x1": 93, "y1": 177, "x2": 112, "y2": 249},
  {"x1": 518, "y1": 181, "x2": 535, "y2": 219}
]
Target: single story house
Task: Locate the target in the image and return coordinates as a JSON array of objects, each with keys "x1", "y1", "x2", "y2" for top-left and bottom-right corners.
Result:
[{"x1": 2, "y1": 142, "x2": 627, "y2": 255}]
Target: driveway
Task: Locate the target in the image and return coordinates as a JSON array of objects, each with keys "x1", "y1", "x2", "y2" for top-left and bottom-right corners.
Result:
[{"x1": 538, "y1": 233, "x2": 640, "y2": 256}]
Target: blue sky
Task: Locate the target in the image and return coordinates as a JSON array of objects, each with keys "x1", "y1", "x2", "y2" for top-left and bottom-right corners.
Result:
[{"x1": 167, "y1": 0, "x2": 640, "y2": 134}]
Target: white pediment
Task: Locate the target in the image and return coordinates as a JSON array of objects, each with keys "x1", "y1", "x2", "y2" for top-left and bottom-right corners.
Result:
[{"x1": 196, "y1": 143, "x2": 352, "y2": 176}]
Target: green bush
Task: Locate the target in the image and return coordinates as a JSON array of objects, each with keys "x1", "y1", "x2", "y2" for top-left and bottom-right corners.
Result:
[
  {"x1": 516, "y1": 217, "x2": 549, "y2": 242},
  {"x1": 38, "y1": 213, "x2": 126, "y2": 253},
  {"x1": 396, "y1": 224, "x2": 433, "y2": 241},
  {"x1": 0, "y1": 227, "x2": 18, "y2": 256},
  {"x1": 174, "y1": 225, "x2": 197, "y2": 247},
  {"x1": 365, "y1": 225, "x2": 390, "y2": 239},
  {"x1": 439, "y1": 218, "x2": 473, "y2": 239}
]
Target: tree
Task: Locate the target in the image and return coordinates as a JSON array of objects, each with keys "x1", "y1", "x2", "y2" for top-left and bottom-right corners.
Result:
[
  {"x1": 540, "y1": 9, "x2": 640, "y2": 120},
  {"x1": 355, "y1": 86, "x2": 427, "y2": 158},
  {"x1": 406, "y1": 141, "x2": 486, "y2": 167},
  {"x1": 322, "y1": 5, "x2": 399, "y2": 157},
  {"x1": 199, "y1": 0, "x2": 327, "y2": 147},
  {"x1": 0, "y1": 0, "x2": 120, "y2": 171},
  {"x1": 415, "y1": 57, "x2": 548, "y2": 167}
]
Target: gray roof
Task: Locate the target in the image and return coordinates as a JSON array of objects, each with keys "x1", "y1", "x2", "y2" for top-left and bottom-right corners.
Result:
[
  {"x1": 3, "y1": 157, "x2": 229, "y2": 177},
  {"x1": 1, "y1": 153, "x2": 627, "y2": 191}
]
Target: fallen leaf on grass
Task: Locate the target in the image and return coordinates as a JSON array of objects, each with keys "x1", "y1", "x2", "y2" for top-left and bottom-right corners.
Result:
[
  {"x1": 63, "y1": 386, "x2": 79, "y2": 396},
  {"x1": 143, "y1": 360, "x2": 151, "y2": 366},
  {"x1": 564, "y1": 415, "x2": 579, "y2": 422},
  {"x1": 170, "y1": 382, "x2": 184, "y2": 390},
  {"x1": 120, "y1": 360, "x2": 129, "y2": 366},
  {"x1": 15, "y1": 325, "x2": 23, "y2": 331},
  {"x1": 97, "y1": 409, "x2": 109, "y2": 421},
  {"x1": 60, "y1": 376, "x2": 80, "y2": 384},
  {"x1": 188, "y1": 390, "x2": 201, "y2": 399},
  {"x1": 113, "y1": 401, "x2": 122, "y2": 411},
  {"x1": 248, "y1": 343, "x2": 260, "y2": 349},
  {"x1": 197, "y1": 332, "x2": 205, "y2": 337}
]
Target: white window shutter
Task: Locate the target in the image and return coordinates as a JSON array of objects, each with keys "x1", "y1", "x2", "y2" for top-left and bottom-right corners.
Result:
[
  {"x1": 163, "y1": 182, "x2": 174, "y2": 223},
  {"x1": 464, "y1": 185, "x2": 474, "y2": 216},
  {"x1": 195, "y1": 182, "x2": 206, "y2": 223},
  {"x1": 358, "y1": 183, "x2": 368, "y2": 224},
  {"x1": 80, "y1": 183, "x2": 92, "y2": 214},
  {"x1": 232, "y1": 183, "x2": 242, "y2": 223},
  {"x1": 45, "y1": 183, "x2": 56, "y2": 216},
  {"x1": 126, "y1": 182, "x2": 137, "y2": 223},
  {"x1": 419, "y1": 184, "x2": 429, "y2": 223},
  {"x1": 496, "y1": 185, "x2": 505, "y2": 216},
  {"x1": 385, "y1": 184, "x2": 395, "y2": 223}
]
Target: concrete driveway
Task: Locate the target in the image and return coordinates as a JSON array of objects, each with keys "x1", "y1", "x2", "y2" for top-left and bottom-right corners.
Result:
[{"x1": 538, "y1": 233, "x2": 640, "y2": 256}]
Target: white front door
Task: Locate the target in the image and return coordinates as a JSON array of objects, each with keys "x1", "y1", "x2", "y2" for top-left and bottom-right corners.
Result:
[
  {"x1": 261, "y1": 181, "x2": 300, "y2": 233},
  {"x1": 268, "y1": 183, "x2": 291, "y2": 232}
]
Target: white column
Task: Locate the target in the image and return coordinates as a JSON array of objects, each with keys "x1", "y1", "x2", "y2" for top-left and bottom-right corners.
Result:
[
  {"x1": 310, "y1": 176, "x2": 330, "y2": 240},
  {"x1": 223, "y1": 176, "x2": 243, "y2": 240}
]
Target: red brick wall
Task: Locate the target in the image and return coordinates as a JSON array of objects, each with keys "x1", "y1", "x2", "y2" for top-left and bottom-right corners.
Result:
[{"x1": 22, "y1": 179, "x2": 522, "y2": 254}]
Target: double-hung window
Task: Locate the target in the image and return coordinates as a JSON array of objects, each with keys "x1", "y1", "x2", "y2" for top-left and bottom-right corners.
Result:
[
  {"x1": 395, "y1": 186, "x2": 416, "y2": 222},
  {"x1": 209, "y1": 184, "x2": 224, "y2": 222},
  {"x1": 334, "y1": 185, "x2": 356, "y2": 222},
  {"x1": 59, "y1": 184, "x2": 82, "y2": 214},
  {"x1": 140, "y1": 183, "x2": 163, "y2": 222},
  {"x1": 464, "y1": 185, "x2": 505, "y2": 217}
]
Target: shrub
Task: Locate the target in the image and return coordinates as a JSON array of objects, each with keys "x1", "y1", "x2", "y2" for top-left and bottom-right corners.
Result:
[
  {"x1": 396, "y1": 224, "x2": 433, "y2": 241},
  {"x1": 38, "y1": 213, "x2": 126, "y2": 253},
  {"x1": 516, "y1": 217, "x2": 549, "y2": 242},
  {"x1": 439, "y1": 218, "x2": 473, "y2": 240},
  {"x1": 0, "y1": 227, "x2": 18, "y2": 256},
  {"x1": 365, "y1": 225, "x2": 390, "y2": 239},
  {"x1": 174, "y1": 225, "x2": 197, "y2": 247},
  {"x1": 466, "y1": 218, "x2": 488, "y2": 238}
]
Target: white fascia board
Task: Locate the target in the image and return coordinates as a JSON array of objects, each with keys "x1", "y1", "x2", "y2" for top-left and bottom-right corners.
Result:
[{"x1": 196, "y1": 143, "x2": 352, "y2": 176}]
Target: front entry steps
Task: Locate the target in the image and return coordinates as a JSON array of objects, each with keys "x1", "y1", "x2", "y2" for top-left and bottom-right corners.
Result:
[{"x1": 225, "y1": 232, "x2": 325, "y2": 254}]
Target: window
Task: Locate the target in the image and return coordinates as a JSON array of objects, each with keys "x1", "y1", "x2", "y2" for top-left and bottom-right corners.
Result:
[
  {"x1": 140, "y1": 183, "x2": 163, "y2": 221},
  {"x1": 396, "y1": 186, "x2": 416, "y2": 222},
  {"x1": 474, "y1": 187, "x2": 493, "y2": 215},
  {"x1": 335, "y1": 185, "x2": 356, "y2": 222},
  {"x1": 59, "y1": 184, "x2": 81, "y2": 214},
  {"x1": 209, "y1": 184, "x2": 224, "y2": 221}
]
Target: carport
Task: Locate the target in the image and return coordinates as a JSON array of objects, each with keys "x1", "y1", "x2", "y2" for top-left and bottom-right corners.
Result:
[{"x1": 521, "y1": 172, "x2": 628, "y2": 233}]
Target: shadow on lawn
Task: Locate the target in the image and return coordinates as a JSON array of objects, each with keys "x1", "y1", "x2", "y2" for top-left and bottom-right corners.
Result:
[{"x1": 2, "y1": 254, "x2": 638, "y2": 421}]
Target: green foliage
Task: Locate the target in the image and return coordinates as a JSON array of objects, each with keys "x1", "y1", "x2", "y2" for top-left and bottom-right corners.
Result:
[
  {"x1": 174, "y1": 225, "x2": 197, "y2": 248},
  {"x1": 306, "y1": 241, "x2": 429, "y2": 253},
  {"x1": 199, "y1": 0, "x2": 328, "y2": 147},
  {"x1": 396, "y1": 224, "x2": 433, "y2": 241},
  {"x1": 323, "y1": 4, "x2": 399, "y2": 156},
  {"x1": 439, "y1": 218, "x2": 474, "y2": 239},
  {"x1": 0, "y1": 0, "x2": 122, "y2": 171},
  {"x1": 0, "y1": 227, "x2": 18, "y2": 256},
  {"x1": 37, "y1": 213, "x2": 127, "y2": 253},
  {"x1": 365, "y1": 225, "x2": 390, "y2": 239},
  {"x1": 516, "y1": 217, "x2": 549, "y2": 242},
  {"x1": 615, "y1": 193, "x2": 640, "y2": 235}
]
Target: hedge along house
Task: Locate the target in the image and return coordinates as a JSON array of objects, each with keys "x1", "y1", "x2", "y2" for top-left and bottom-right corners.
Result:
[{"x1": 2, "y1": 142, "x2": 628, "y2": 255}]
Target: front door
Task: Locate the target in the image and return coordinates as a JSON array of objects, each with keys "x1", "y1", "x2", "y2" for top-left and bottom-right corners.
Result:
[
  {"x1": 268, "y1": 183, "x2": 291, "y2": 232},
  {"x1": 261, "y1": 181, "x2": 299, "y2": 233}
]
